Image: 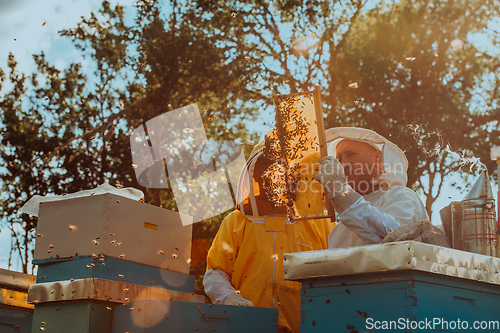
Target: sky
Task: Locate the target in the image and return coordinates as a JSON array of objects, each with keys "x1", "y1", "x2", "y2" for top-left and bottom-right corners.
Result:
[
  {"x1": 0, "y1": 0, "x2": 499, "y2": 272},
  {"x1": 0, "y1": 0, "x2": 139, "y2": 83},
  {"x1": 0, "y1": 0, "x2": 135, "y2": 272}
]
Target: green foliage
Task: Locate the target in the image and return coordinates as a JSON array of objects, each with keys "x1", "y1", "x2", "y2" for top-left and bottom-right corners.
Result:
[
  {"x1": 194, "y1": 0, "x2": 500, "y2": 218},
  {"x1": 0, "y1": 0, "x2": 258, "y2": 273}
]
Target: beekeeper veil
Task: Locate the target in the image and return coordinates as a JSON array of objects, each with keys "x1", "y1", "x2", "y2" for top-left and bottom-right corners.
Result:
[
  {"x1": 235, "y1": 139, "x2": 290, "y2": 217},
  {"x1": 325, "y1": 127, "x2": 408, "y2": 188},
  {"x1": 235, "y1": 141, "x2": 265, "y2": 216}
]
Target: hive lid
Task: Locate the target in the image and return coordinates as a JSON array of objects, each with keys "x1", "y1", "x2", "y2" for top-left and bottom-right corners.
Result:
[
  {"x1": 0, "y1": 268, "x2": 36, "y2": 291},
  {"x1": 283, "y1": 241, "x2": 500, "y2": 285},
  {"x1": 463, "y1": 170, "x2": 494, "y2": 200},
  {"x1": 28, "y1": 277, "x2": 204, "y2": 304},
  {"x1": 21, "y1": 181, "x2": 144, "y2": 217}
]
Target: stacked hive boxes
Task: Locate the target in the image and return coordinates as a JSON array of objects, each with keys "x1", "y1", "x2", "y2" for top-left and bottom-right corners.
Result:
[
  {"x1": 0, "y1": 268, "x2": 36, "y2": 333},
  {"x1": 284, "y1": 241, "x2": 500, "y2": 333},
  {"x1": 28, "y1": 192, "x2": 279, "y2": 333},
  {"x1": 28, "y1": 193, "x2": 201, "y2": 332}
]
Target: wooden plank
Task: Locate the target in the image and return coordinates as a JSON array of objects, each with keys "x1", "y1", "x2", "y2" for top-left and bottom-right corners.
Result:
[
  {"x1": 0, "y1": 288, "x2": 33, "y2": 310},
  {"x1": 410, "y1": 280, "x2": 500, "y2": 330},
  {"x1": 313, "y1": 86, "x2": 335, "y2": 219},
  {"x1": 313, "y1": 86, "x2": 327, "y2": 158},
  {"x1": 0, "y1": 268, "x2": 36, "y2": 292},
  {"x1": 302, "y1": 279, "x2": 413, "y2": 294},
  {"x1": 274, "y1": 90, "x2": 312, "y2": 100},
  {"x1": 411, "y1": 270, "x2": 500, "y2": 295}
]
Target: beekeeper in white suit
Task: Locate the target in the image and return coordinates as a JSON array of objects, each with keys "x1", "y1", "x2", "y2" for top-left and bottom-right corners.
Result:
[{"x1": 317, "y1": 127, "x2": 428, "y2": 248}]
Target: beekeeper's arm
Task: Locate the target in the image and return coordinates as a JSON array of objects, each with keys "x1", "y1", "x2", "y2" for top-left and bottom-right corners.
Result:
[
  {"x1": 316, "y1": 156, "x2": 426, "y2": 244},
  {"x1": 203, "y1": 211, "x2": 254, "y2": 307}
]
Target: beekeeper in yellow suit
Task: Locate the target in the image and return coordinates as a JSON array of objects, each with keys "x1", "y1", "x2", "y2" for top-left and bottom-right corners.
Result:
[
  {"x1": 203, "y1": 140, "x2": 334, "y2": 333},
  {"x1": 317, "y1": 127, "x2": 429, "y2": 248}
]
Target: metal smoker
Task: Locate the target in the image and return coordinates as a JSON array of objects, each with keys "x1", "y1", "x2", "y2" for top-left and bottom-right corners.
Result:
[{"x1": 459, "y1": 170, "x2": 497, "y2": 257}]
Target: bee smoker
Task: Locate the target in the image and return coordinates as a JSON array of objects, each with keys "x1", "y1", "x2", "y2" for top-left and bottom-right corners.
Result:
[
  {"x1": 459, "y1": 170, "x2": 497, "y2": 256},
  {"x1": 440, "y1": 170, "x2": 497, "y2": 256},
  {"x1": 490, "y1": 145, "x2": 500, "y2": 256}
]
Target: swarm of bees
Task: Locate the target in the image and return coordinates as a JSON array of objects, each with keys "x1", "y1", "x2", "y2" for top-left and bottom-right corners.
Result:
[{"x1": 262, "y1": 93, "x2": 321, "y2": 220}]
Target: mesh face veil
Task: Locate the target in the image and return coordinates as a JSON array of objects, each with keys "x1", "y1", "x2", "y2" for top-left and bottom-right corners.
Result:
[
  {"x1": 236, "y1": 146, "x2": 326, "y2": 218},
  {"x1": 235, "y1": 149, "x2": 262, "y2": 216},
  {"x1": 326, "y1": 127, "x2": 408, "y2": 188},
  {"x1": 235, "y1": 148, "x2": 288, "y2": 217}
]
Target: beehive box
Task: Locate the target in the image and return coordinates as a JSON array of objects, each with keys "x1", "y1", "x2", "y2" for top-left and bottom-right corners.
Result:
[
  {"x1": 284, "y1": 241, "x2": 500, "y2": 332},
  {"x1": 112, "y1": 299, "x2": 279, "y2": 333},
  {"x1": 0, "y1": 268, "x2": 36, "y2": 333},
  {"x1": 31, "y1": 301, "x2": 114, "y2": 333},
  {"x1": 298, "y1": 270, "x2": 500, "y2": 332},
  {"x1": 34, "y1": 256, "x2": 195, "y2": 293},
  {"x1": 34, "y1": 193, "x2": 192, "y2": 273}
]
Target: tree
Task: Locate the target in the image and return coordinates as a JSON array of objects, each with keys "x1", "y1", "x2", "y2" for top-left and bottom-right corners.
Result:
[
  {"x1": 196, "y1": 0, "x2": 500, "y2": 217},
  {"x1": 0, "y1": 0, "x2": 258, "y2": 275},
  {"x1": 330, "y1": 0, "x2": 500, "y2": 215},
  {"x1": 0, "y1": 55, "x2": 46, "y2": 273}
]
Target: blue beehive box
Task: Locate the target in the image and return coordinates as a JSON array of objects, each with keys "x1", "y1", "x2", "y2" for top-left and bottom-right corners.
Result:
[
  {"x1": 284, "y1": 241, "x2": 500, "y2": 333},
  {"x1": 33, "y1": 255, "x2": 195, "y2": 293},
  {"x1": 112, "y1": 299, "x2": 279, "y2": 333},
  {"x1": 28, "y1": 258, "x2": 204, "y2": 333},
  {"x1": 31, "y1": 301, "x2": 114, "y2": 333}
]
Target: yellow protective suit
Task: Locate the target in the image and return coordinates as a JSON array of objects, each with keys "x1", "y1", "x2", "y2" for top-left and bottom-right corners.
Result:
[
  {"x1": 206, "y1": 211, "x2": 332, "y2": 332},
  {"x1": 205, "y1": 143, "x2": 334, "y2": 332}
]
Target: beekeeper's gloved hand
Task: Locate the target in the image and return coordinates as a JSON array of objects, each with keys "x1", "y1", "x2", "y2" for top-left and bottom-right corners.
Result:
[
  {"x1": 222, "y1": 293, "x2": 255, "y2": 307},
  {"x1": 203, "y1": 269, "x2": 254, "y2": 307},
  {"x1": 315, "y1": 156, "x2": 362, "y2": 213}
]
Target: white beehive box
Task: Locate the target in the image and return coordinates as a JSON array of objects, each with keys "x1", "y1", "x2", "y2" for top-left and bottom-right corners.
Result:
[{"x1": 34, "y1": 193, "x2": 192, "y2": 274}]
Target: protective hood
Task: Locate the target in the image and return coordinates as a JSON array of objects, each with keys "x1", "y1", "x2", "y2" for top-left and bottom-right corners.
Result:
[
  {"x1": 235, "y1": 140, "x2": 276, "y2": 217},
  {"x1": 325, "y1": 127, "x2": 408, "y2": 187},
  {"x1": 235, "y1": 137, "x2": 325, "y2": 218}
]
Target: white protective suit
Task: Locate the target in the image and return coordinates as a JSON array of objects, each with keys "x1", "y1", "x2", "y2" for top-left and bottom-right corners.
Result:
[{"x1": 324, "y1": 127, "x2": 429, "y2": 248}]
